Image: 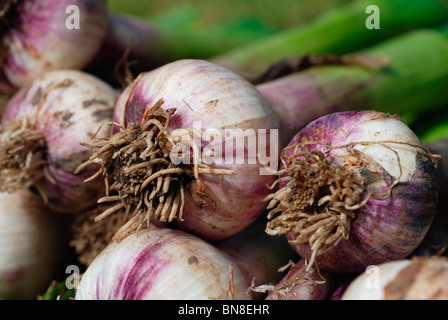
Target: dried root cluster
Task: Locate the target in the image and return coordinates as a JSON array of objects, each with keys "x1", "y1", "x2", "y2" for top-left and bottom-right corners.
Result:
[
  {"x1": 264, "y1": 144, "x2": 368, "y2": 269},
  {"x1": 76, "y1": 99, "x2": 233, "y2": 241},
  {"x1": 0, "y1": 118, "x2": 47, "y2": 193},
  {"x1": 70, "y1": 204, "x2": 129, "y2": 266}
]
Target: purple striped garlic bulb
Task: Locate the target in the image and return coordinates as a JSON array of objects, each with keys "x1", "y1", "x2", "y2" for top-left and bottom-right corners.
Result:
[
  {"x1": 0, "y1": 0, "x2": 108, "y2": 93},
  {"x1": 0, "y1": 69, "x2": 118, "y2": 213},
  {"x1": 265, "y1": 110, "x2": 439, "y2": 273},
  {"x1": 77, "y1": 59, "x2": 280, "y2": 241},
  {"x1": 75, "y1": 227, "x2": 253, "y2": 300}
]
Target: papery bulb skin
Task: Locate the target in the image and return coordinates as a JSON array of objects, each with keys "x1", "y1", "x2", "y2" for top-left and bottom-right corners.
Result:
[
  {"x1": 0, "y1": 190, "x2": 62, "y2": 300},
  {"x1": 266, "y1": 110, "x2": 438, "y2": 273},
  {"x1": 84, "y1": 59, "x2": 280, "y2": 241},
  {"x1": 75, "y1": 228, "x2": 253, "y2": 300},
  {"x1": 342, "y1": 256, "x2": 448, "y2": 300},
  {"x1": 0, "y1": 0, "x2": 108, "y2": 93},
  {"x1": 1, "y1": 69, "x2": 118, "y2": 213}
]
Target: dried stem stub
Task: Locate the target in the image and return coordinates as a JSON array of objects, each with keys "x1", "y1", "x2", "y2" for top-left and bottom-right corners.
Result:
[
  {"x1": 76, "y1": 99, "x2": 234, "y2": 241},
  {"x1": 264, "y1": 144, "x2": 369, "y2": 270}
]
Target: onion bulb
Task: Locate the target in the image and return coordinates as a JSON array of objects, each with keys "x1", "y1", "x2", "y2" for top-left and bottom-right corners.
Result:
[
  {"x1": 341, "y1": 256, "x2": 448, "y2": 300},
  {"x1": 0, "y1": 69, "x2": 118, "y2": 213},
  {"x1": 0, "y1": 0, "x2": 108, "y2": 93},
  {"x1": 76, "y1": 59, "x2": 280, "y2": 241},
  {"x1": 75, "y1": 227, "x2": 253, "y2": 300},
  {"x1": 265, "y1": 110, "x2": 439, "y2": 273}
]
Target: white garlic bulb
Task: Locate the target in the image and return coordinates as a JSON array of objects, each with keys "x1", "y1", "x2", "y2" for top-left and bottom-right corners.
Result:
[
  {"x1": 342, "y1": 256, "x2": 448, "y2": 300},
  {"x1": 0, "y1": 190, "x2": 62, "y2": 300}
]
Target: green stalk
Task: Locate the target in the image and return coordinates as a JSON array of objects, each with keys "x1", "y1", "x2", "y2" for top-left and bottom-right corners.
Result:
[
  {"x1": 358, "y1": 29, "x2": 448, "y2": 119},
  {"x1": 211, "y1": 0, "x2": 448, "y2": 79},
  {"x1": 388, "y1": 25, "x2": 448, "y2": 144},
  {"x1": 256, "y1": 29, "x2": 448, "y2": 146}
]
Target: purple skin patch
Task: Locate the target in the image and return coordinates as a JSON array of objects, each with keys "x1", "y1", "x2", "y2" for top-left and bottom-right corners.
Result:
[
  {"x1": 278, "y1": 111, "x2": 438, "y2": 273},
  {"x1": 87, "y1": 234, "x2": 167, "y2": 300},
  {"x1": 106, "y1": 242, "x2": 166, "y2": 300}
]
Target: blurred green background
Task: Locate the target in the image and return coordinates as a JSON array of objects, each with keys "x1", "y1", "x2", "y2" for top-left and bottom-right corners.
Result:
[
  {"x1": 104, "y1": 0, "x2": 358, "y2": 62},
  {"x1": 106, "y1": 0, "x2": 354, "y2": 31}
]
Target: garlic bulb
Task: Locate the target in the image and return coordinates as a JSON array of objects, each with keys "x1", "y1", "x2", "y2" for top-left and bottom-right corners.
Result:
[
  {"x1": 265, "y1": 111, "x2": 438, "y2": 272},
  {"x1": 0, "y1": 69, "x2": 118, "y2": 213},
  {"x1": 0, "y1": 0, "x2": 108, "y2": 93},
  {"x1": 0, "y1": 190, "x2": 63, "y2": 300},
  {"x1": 77, "y1": 59, "x2": 280, "y2": 241},
  {"x1": 75, "y1": 227, "x2": 253, "y2": 300},
  {"x1": 342, "y1": 256, "x2": 448, "y2": 300}
]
